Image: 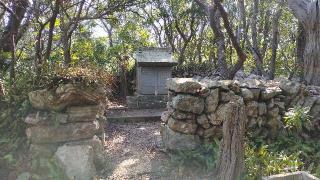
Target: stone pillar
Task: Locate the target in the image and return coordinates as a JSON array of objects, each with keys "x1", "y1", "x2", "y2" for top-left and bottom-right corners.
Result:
[{"x1": 25, "y1": 83, "x2": 107, "y2": 179}]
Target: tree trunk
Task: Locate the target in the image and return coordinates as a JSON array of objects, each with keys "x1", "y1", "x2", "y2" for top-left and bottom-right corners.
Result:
[
  {"x1": 296, "y1": 23, "x2": 306, "y2": 77},
  {"x1": 288, "y1": 0, "x2": 320, "y2": 85},
  {"x1": 251, "y1": 0, "x2": 263, "y2": 75},
  {"x1": 269, "y1": 9, "x2": 282, "y2": 80},
  {"x1": 216, "y1": 97, "x2": 246, "y2": 180},
  {"x1": 208, "y1": 8, "x2": 228, "y2": 79}
]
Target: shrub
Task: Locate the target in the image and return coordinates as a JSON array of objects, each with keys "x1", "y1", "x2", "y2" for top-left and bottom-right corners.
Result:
[
  {"x1": 169, "y1": 139, "x2": 220, "y2": 170},
  {"x1": 284, "y1": 106, "x2": 312, "y2": 133},
  {"x1": 244, "y1": 143, "x2": 303, "y2": 179}
]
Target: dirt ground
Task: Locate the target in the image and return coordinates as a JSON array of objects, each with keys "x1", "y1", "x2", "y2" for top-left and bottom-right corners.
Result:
[{"x1": 100, "y1": 122, "x2": 214, "y2": 180}]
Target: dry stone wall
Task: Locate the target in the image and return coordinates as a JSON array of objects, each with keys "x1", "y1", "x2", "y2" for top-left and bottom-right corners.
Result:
[
  {"x1": 161, "y1": 78, "x2": 320, "y2": 151},
  {"x1": 25, "y1": 83, "x2": 107, "y2": 180}
]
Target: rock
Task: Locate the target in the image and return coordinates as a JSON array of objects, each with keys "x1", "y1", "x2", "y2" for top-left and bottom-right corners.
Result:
[
  {"x1": 302, "y1": 96, "x2": 318, "y2": 109},
  {"x1": 249, "y1": 88, "x2": 261, "y2": 100},
  {"x1": 201, "y1": 79, "x2": 225, "y2": 89},
  {"x1": 246, "y1": 101, "x2": 259, "y2": 118},
  {"x1": 161, "y1": 110, "x2": 172, "y2": 123},
  {"x1": 166, "y1": 78, "x2": 203, "y2": 94},
  {"x1": 241, "y1": 79, "x2": 265, "y2": 89},
  {"x1": 279, "y1": 79, "x2": 301, "y2": 95},
  {"x1": 205, "y1": 88, "x2": 219, "y2": 113},
  {"x1": 258, "y1": 103, "x2": 267, "y2": 116},
  {"x1": 167, "y1": 118, "x2": 198, "y2": 134},
  {"x1": 261, "y1": 86, "x2": 282, "y2": 100},
  {"x1": 241, "y1": 88, "x2": 254, "y2": 101},
  {"x1": 26, "y1": 121, "x2": 99, "y2": 143},
  {"x1": 267, "y1": 98, "x2": 275, "y2": 109},
  {"x1": 66, "y1": 105, "x2": 101, "y2": 123},
  {"x1": 29, "y1": 83, "x2": 105, "y2": 111},
  {"x1": 274, "y1": 98, "x2": 285, "y2": 108},
  {"x1": 229, "y1": 81, "x2": 241, "y2": 93},
  {"x1": 24, "y1": 112, "x2": 68, "y2": 125},
  {"x1": 54, "y1": 145, "x2": 97, "y2": 180},
  {"x1": 30, "y1": 144, "x2": 58, "y2": 158},
  {"x1": 208, "y1": 103, "x2": 233, "y2": 126},
  {"x1": 171, "y1": 110, "x2": 195, "y2": 120},
  {"x1": 220, "y1": 91, "x2": 235, "y2": 102},
  {"x1": 310, "y1": 103, "x2": 320, "y2": 118},
  {"x1": 268, "y1": 107, "x2": 279, "y2": 118},
  {"x1": 202, "y1": 126, "x2": 222, "y2": 139},
  {"x1": 197, "y1": 114, "x2": 211, "y2": 129},
  {"x1": 161, "y1": 125, "x2": 201, "y2": 151},
  {"x1": 172, "y1": 94, "x2": 204, "y2": 114},
  {"x1": 65, "y1": 136, "x2": 107, "y2": 170},
  {"x1": 267, "y1": 116, "x2": 282, "y2": 138},
  {"x1": 16, "y1": 172, "x2": 31, "y2": 180}
]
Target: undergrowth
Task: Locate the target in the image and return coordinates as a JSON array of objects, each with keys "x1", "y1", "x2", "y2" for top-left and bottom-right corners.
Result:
[{"x1": 169, "y1": 139, "x2": 220, "y2": 170}]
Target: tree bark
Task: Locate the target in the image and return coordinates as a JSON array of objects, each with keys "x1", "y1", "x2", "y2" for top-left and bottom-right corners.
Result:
[
  {"x1": 288, "y1": 0, "x2": 320, "y2": 85},
  {"x1": 216, "y1": 97, "x2": 246, "y2": 180},
  {"x1": 0, "y1": 0, "x2": 29, "y2": 71},
  {"x1": 296, "y1": 23, "x2": 306, "y2": 77},
  {"x1": 269, "y1": 8, "x2": 282, "y2": 79},
  {"x1": 251, "y1": 0, "x2": 263, "y2": 75}
]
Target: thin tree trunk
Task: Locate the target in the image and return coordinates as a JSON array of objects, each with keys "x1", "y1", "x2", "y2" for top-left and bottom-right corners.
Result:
[
  {"x1": 209, "y1": 8, "x2": 228, "y2": 79},
  {"x1": 269, "y1": 9, "x2": 282, "y2": 79},
  {"x1": 216, "y1": 98, "x2": 246, "y2": 180},
  {"x1": 296, "y1": 23, "x2": 306, "y2": 78},
  {"x1": 44, "y1": 0, "x2": 60, "y2": 61},
  {"x1": 10, "y1": 35, "x2": 16, "y2": 87},
  {"x1": 251, "y1": 0, "x2": 263, "y2": 75}
]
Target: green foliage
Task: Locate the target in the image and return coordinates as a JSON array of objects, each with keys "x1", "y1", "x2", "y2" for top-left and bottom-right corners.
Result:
[
  {"x1": 284, "y1": 106, "x2": 311, "y2": 133},
  {"x1": 268, "y1": 136, "x2": 320, "y2": 177},
  {"x1": 169, "y1": 139, "x2": 220, "y2": 170},
  {"x1": 244, "y1": 143, "x2": 303, "y2": 179},
  {"x1": 173, "y1": 61, "x2": 217, "y2": 77}
]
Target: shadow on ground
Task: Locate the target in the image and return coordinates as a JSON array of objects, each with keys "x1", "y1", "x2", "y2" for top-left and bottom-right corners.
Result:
[{"x1": 99, "y1": 122, "x2": 215, "y2": 180}]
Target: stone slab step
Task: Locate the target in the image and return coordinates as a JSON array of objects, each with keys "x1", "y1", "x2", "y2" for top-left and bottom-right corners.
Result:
[
  {"x1": 106, "y1": 109, "x2": 165, "y2": 123},
  {"x1": 126, "y1": 95, "x2": 168, "y2": 109}
]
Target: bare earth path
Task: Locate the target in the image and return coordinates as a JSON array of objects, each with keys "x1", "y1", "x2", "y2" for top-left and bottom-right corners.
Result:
[{"x1": 99, "y1": 122, "x2": 214, "y2": 180}]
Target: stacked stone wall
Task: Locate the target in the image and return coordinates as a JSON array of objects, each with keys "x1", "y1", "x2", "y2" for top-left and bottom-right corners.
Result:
[
  {"x1": 161, "y1": 78, "x2": 320, "y2": 151},
  {"x1": 25, "y1": 83, "x2": 107, "y2": 179}
]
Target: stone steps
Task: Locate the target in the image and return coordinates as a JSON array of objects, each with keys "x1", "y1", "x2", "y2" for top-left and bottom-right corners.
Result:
[{"x1": 106, "y1": 108, "x2": 165, "y2": 123}]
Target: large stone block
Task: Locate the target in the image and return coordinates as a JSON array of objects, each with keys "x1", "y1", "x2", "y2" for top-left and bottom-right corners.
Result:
[
  {"x1": 246, "y1": 101, "x2": 259, "y2": 118},
  {"x1": 261, "y1": 87, "x2": 282, "y2": 100},
  {"x1": 172, "y1": 94, "x2": 204, "y2": 114},
  {"x1": 65, "y1": 136, "x2": 107, "y2": 170},
  {"x1": 205, "y1": 88, "x2": 219, "y2": 113},
  {"x1": 196, "y1": 114, "x2": 211, "y2": 129},
  {"x1": 161, "y1": 125, "x2": 201, "y2": 151},
  {"x1": 279, "y1": 79, "x2": 301, "y2": 96},
  {"x1": 208, "y1": 103, "x2": 235, "y2": 126},
  {"x1": 66, "y1": 105, "x2": 101, "y2": 122},
  {"x1": 29, "y1": 83, "x2": 105, "y2": 111},
  {"x1": 167, "y1": 78, "x2": 203, "y2": 94},
  {"x1": 26, "y1": 121, "x2": 99, "y2": 144},
  {"x1": 171, "y1": 110, "x2": 195, "y2": 120},
  {"x1": 241, "y1": 88, "x2": 254, "y2": 101},
  {"x1": 54, "y1": 145, "x2": 97, "y2": 180},
  {"x1": 24, "y1": 112, "x2": 68, "y2": 125},
  {"x1": 167, "y1": 118, "x2": 198, "y2": 134}
]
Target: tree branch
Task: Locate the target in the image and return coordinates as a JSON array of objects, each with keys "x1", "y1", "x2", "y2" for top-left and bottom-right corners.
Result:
[{"x1": 0, "y1": 1, "x2": 19, "y2": 19}]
